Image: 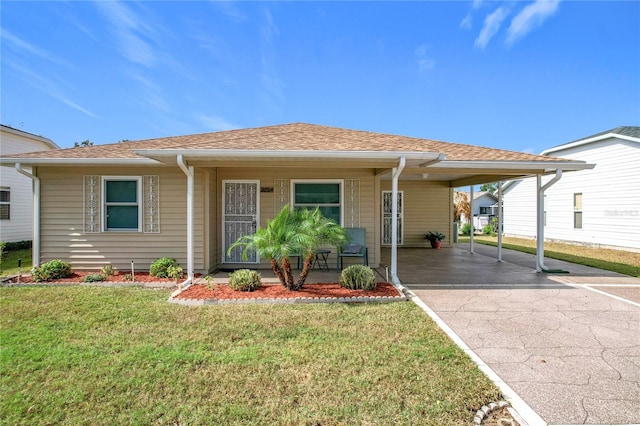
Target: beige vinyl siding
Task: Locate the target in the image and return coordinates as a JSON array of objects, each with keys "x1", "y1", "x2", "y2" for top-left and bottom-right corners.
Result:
[
  {"x1": 38, "y1": 166, "x2": 206, "y2": 272},
  {"x1": 214, "y1": 167, "x2": 376, "y2": 269},
  {"x1": 380, "y1": 181, "x2": 452, "y2": 248}
]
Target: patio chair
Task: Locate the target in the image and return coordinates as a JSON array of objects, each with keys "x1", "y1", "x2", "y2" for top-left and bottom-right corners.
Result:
[{"x1": 337, "y1": 228, "x2": 369, "y2": 271}]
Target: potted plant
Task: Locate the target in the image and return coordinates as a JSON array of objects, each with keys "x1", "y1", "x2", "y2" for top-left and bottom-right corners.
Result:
[{"x1": 425, "y1": 231, "x2": 445, "y2": 249}]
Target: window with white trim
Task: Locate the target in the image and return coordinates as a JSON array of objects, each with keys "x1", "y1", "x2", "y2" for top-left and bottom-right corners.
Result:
[
  {"x1": 103, "y1": 177, "x2": 142, "y2": 231},
  {"x1": 573, "y1": 193, "x2": 582, "y2": 229},
  {"x1": 0, "y1": 188, "x2": 9, "y2": 220},
  {"x1": 292, "y1": 180, "x2": 342, "y2": 225}
]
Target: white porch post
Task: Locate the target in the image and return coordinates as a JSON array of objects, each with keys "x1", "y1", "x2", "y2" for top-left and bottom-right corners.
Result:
[
  {"x1": 497, "y1": 180, "x2": 503, "y2": 262},
  {"x1": 390, "y1": 157, "x2": 406, "y2": 285},
  {"x1": 536, "y1": 170, "x2": 562, "y2": 272},
  {"x1": 177, "y1": 155, "x2": 195, "y2": 283},
  {"x1": 15, "y1": 164, "x2": 40, "y2": 267},
  {"x1": 469, "y1": 185, "x2": 475, "y2": 254}
]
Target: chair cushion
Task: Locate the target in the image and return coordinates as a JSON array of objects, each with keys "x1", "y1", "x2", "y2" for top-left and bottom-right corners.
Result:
[{"x1": 342, "y1": 244, "x2": 362, "y2": 254}]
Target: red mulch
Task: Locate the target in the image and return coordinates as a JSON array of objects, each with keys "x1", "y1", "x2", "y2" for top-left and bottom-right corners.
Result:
[
  {"x1": 12, "y1": 272, "x2": 180, "y2": 284},
  {"x1": 175, "y1": 282, "x2": 402, "y2": 300}
]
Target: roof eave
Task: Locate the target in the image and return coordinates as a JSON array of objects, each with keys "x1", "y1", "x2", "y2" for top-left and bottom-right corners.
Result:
[
  {"x1": 133, "y1": 149, "x2": 445, "y2": 166},
  {"x1": 541, "y1": 133, "x2": 640, "y2": 155},
  {"x1": 0, "y1": 158, "x2": 162, "y2": 166},
  {"x1": 427, "y1": 160, "x2": 595, "y2": 171}
]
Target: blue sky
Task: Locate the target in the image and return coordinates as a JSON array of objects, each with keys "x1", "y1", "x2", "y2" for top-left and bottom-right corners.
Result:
[{"x1": 1, "y1": 1, "x2": 638, "y2": 151}]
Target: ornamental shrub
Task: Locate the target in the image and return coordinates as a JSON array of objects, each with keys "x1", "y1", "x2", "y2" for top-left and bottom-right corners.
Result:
[
  {"x1": 32, "y1": 259, "x2": 73, "y2": 282},
  {"x1": 228, "y1": 269, "x2": 262, "y2": 292},
  {"x1": 460, "y1": 223, "x2": 471, "y2": 236},
  {"x1": 101, "y1": 264, "x2": 115, "y2": 277},
  {"x1": 83, "y1": 273, "x2": 105, "y2": 283},
  {"x1": 150, "y1": 257, "x2": 178, "y2": 278},
  {"x1": 339, "y1": 265, "x2": 376, "y2": 291},
  {"x1": 167, "y1": 265, "x2": 184, "y2": 280}
]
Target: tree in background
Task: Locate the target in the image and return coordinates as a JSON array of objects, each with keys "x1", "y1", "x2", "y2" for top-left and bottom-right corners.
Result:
[
  {"x1": 73, "y1": 140, "x2": 93, "y2": 147},
  {"x1": 480, "y1": 182, "x2": 497, "y2": 193}
]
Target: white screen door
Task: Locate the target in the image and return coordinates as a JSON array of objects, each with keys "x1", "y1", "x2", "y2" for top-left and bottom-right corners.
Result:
[
  {"x1": 382, "y1": 190, "x2": 403, "y2": 245},
  {"x1": 223, "y1": 181, "x2": 259, "y2": 263}
]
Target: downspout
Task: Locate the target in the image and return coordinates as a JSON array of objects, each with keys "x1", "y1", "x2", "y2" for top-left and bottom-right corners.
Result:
[
  {"x1": 536, "y1": 169, "x2": 564, "y2": 272},
  {"x1": 497, "y1": 181, "x2": 503, "y2": 262},
  {"x1": 469, "y1": 185, "x2": 475, "y2": 254},
  {"x1": 390, "y1": 157, "x2": 406, "y2": 286},
  {"x1": 176, "y1": 154, "x2": 195, "y2": 286},
  {"x1": 15, "y1": 164, "x2": 40, "y2": 268}
]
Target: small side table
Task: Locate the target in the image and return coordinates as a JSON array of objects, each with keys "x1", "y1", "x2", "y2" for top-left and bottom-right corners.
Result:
[{"x1": 312, "y1": 250, "x2": 331, "y2": 271}]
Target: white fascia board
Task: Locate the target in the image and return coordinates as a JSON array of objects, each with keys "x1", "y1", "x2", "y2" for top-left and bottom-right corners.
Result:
[
  {"x1": 426, "y1": 160, "x2": 595, "y2": 171},
  {"x1": 134, "y1": 149, "x2": 444, "y2": 162},
  {"x1": 541, "y1": 133, "x2": 640, "y2": 155},
  {"x1": 0, "y1": 158, "x2": 161, "y2": 166}
]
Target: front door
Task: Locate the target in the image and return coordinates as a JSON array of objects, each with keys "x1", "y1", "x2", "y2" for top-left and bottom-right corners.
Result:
[{"x1": 222, "y1": 180, "x2": 259, "y2": 263}]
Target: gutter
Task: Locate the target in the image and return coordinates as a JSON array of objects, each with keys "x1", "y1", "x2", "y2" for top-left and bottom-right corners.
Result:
[
  {"x1": 390, "y1": 157, "x2": 406, "y2": 286},
  {"x1": 14, "y1": 164, "x2": 40, "y2": 268},
  {"x1": 176, "y1": 154, "x2": 195, "y2": 286}
]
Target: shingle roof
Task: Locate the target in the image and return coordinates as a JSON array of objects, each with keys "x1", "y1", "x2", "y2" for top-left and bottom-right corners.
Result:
[{"x1": 2, "y1": 122, "x2": 567, "y2": 163}]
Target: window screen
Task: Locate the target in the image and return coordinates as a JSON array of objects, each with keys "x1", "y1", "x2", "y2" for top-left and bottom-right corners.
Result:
[{"x1": 104, "y1": 179, "x2": 140, "y2": 230}]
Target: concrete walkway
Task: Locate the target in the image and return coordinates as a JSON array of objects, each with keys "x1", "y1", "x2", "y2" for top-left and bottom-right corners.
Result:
[{"x1": 387, "y1": 246, "x2": 640, "y2": 425}]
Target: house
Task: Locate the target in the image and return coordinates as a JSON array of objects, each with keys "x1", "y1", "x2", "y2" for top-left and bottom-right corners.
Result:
[
  {"x1": 457, "y1": 190, "x2": 498, "y2": 230},
  {"x1": 0, "y1": 123, "x2": 592, "y2": 283},
  {"x1": 502, "y1": 126, "x2": 640, "y2": 252},
  {"x1": 0, "y1": 125, "x2": 59, "y2": 242}
]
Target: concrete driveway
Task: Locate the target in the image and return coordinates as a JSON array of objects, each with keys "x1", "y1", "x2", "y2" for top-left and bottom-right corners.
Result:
[{"x1": 384, "y1": 246, "x2": 640, "y2": 425}]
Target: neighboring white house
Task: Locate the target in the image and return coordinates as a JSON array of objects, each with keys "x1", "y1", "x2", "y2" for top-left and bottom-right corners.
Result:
[
  {"x1": 458, "y1": 190, "x2": 498, "y2": 230},
  {"x1": 502, "y1": 126, "x2": 640, "y2": 252},
  {"x1": 0, "y1": 125, "x2": 59, "y2": 242}
]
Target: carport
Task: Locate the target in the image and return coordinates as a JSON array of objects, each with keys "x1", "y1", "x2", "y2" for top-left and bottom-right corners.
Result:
[{"x1": 385, "y1": 245, "x2": 640, "y2": 425}]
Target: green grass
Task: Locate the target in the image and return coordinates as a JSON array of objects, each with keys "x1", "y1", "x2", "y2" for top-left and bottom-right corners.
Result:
[
  {"x1": 0, "y1": 287, "x2": 500, "y2": 425},
  {"x1": 459, "y1": 235, "x2": 640, "y2": 277},
  {"x1": 0, "y1": 249, "x2": 32, "y2": 277}
]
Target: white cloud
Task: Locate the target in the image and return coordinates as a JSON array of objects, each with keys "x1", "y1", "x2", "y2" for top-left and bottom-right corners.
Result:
[
  {"x1": 94, "y1": 1, "x2": 158, "y2": 67},
  {"x1": 210, "y1": 0, "x2": 246, "y2": 22},
  {"x1": 1, "y1": 28, "x2": 69, "y2": 67},
  {"x1": 475, "y1": 6, "x2": 509, "y2": 49},
  {"x1": 415, "y1": 44, "x2": 436, "y2": 72},
  {"x1": 196, "y1": 114, "x2": 241, "y2": 131},
  {"x1": 506, "y1": 0, "x2": 560, "y2": 46},
  {"x1": 460, "y1": 13, "x2": 473, "y2": 30},
  {"x1": 7, "y1": 61, "x2": 98, "y2": 118}
]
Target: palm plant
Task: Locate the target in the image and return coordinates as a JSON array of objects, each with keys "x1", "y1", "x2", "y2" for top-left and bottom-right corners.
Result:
[{"x1": 228, "y1": 205, "x2": 346, "y2": 291}]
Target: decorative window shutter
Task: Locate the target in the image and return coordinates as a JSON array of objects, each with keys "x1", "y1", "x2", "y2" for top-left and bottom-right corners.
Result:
[
  {"x1": 143, "y1": 175, "x2": 160, "y2": 233},
  {"x1": 344, "y1": 179, "x2": 360, "y2": 227},
  {"x1": 83, "y1": 175, "x2": 101, "y2": 233},
  {"x1": 274, "y1": 179, "x2": 290, "y2": 215}
]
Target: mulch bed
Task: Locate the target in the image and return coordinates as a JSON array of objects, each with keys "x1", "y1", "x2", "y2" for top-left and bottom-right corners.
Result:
[
  {"x1": 4, "y1": 272, "x2": 180, "y2": 285},
  {"x1": 175, "y1": 282, "x2": 402, "y2": 301}
]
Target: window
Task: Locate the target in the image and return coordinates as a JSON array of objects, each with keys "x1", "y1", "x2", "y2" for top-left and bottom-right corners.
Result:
[
  {"x1": 0, "y1": 188, "x2": 9, "y2": 220},
  {"x1": 292, "y1": 180, "x2": 342, "y2": 225},
  {"x1": 103, "y1": 177, "x2": 141, "y2": 231},
  {"x1": 573, "y1": 193, "x2": 582, "y2": 229}
]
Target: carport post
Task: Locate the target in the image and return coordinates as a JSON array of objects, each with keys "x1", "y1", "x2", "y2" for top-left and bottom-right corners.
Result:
[
  {"x1": 536, "y1": 170, "x2": 562, "y2": 272},
  {"x1": 497, "y1": 180, "x2": 503, "y2": 262},
  {"x1": 469, "y1": 185, "x2": 474, "y2": 254}
]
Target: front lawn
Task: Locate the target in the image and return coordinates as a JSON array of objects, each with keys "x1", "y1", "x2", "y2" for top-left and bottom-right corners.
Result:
[{"x1": 0, "y1": 287, "x2": 500, "y2": 425}]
